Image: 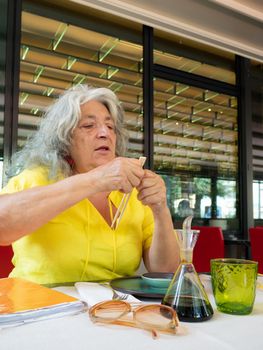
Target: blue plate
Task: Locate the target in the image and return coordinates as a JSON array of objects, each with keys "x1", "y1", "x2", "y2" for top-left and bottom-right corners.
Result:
[
  {"x1": 141, "y1": 272, "x2": 173, "y2": 288},
  {"x1": 110, "y1": 274, "x2": 174, "y2": 299}
]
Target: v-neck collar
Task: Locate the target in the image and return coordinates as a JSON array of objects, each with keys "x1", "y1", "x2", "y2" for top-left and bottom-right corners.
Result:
[{"x1": 86, "y1": 191, "x2": 125, "y2": 230}]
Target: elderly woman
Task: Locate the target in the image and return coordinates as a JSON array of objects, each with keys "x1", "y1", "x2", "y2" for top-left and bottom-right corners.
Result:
[{"x1": 1, "y1": 85, "x2": 179, "y2": 284}]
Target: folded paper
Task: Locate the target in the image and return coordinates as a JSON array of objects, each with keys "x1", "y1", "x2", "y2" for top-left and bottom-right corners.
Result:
[{"x1": 0, "y1": 278, "x2": 86, "y2": 328}]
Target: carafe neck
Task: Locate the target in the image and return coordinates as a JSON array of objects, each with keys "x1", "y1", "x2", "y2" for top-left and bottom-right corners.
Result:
[{"x1": 180, "y1": 248, "x2": 193, "y2": 263}]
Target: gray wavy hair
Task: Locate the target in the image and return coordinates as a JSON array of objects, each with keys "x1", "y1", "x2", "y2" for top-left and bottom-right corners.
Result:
[{"x1": 8, "y1": 85, "x2": 128, "y2": 179}]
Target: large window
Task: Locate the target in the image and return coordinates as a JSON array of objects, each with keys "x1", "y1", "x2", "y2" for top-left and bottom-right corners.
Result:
[
  {"x1": 153, "y1": 78, "x2": 238, "y2": 175},
  {"x1": 153, "y1": 74, "x2": 238, "y2": 231},
  {"x1": 7, "y1": 2, "x2": 258, "y2": 239},
  {"x1": 151, "y1": 39, "x2": 238, "y2": 232},
  {"x1": 154, "y1": 48, "x2": 235, "y2": 85},
  {"x1": 19, "y1": 12, "x2": 144, "y2": 159},
  {"x1": 252, "y1": 64, "x2": 263, "y2": 226}
]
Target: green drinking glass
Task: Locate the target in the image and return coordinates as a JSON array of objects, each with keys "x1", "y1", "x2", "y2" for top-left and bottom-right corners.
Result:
[{"x1": 211, "y1": 258, "x2": 258, "y2": 315}]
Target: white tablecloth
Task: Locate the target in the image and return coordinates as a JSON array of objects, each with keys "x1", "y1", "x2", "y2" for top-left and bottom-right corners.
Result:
[{"x1": 1, "y1": 278, "x2": 263, "y2": 350}]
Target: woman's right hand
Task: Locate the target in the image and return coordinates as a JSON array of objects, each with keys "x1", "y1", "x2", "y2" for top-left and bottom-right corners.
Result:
[{"x1": 87, "y1": 157, "x2": 145, "y2": 193}]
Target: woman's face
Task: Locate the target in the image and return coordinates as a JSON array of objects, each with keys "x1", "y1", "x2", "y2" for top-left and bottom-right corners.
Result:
[{"x1": 70, "y1": 99, "x2": 117, "y2": 173}]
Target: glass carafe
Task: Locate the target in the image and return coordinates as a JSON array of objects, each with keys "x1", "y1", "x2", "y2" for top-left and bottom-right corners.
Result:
[{"x1": 162, "y1": 216, "x2": 213, "y2": 322}]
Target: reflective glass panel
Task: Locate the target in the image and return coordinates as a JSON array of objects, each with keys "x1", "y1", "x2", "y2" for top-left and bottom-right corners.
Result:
[
  {"x1": 155, "y1": 76, "x2": 238, "y2": 232},
  {"x1": 153, "y1": 78, "x2": 238, "y2": 176},
  {"x1": 154, "y1": 31, "x2": 236, "y2": 85},
  {"x1": 251, "y1": 62, "x2": 263, "y2": 226},
  {"x1": 19, "y1": 12, "x2": 143, "y2": 158}
]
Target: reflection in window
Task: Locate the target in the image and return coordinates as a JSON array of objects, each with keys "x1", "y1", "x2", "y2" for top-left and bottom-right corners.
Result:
[
  {"x1": 163, "y1": 175, "x2": 212, "y2": 219},
  {"x1": 153, "y1": 78, "x2": 238, "y2": 177},
  {"x1": 194, "y1": 177, "x2": 211, "y2": 218},
  {"x1": 216, "y1": 179, "x2": 236, "y2": 219},
  {"x1": 253, "y1": 180, "x2": 263, "y2": 219},
  {"x1": 154, "y1": 48, "x2": 235, "y2": 84},
  {"x1": 154, "y1": 69, "x2": 238, "y2": 231},
  {"x1": 19, "y1": 12, "x2": 143, "y2": 159},
  {"x1": 163, "y1": 174, "x2": 236, "y2": 224}
]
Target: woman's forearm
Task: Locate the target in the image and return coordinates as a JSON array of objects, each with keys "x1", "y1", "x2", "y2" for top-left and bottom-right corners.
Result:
[
  {"x1": 144, "y1": 206, "x2": 180, "y2": 272},
  {"x1": 0, "y1": 173, "x2": 98, "y2": 245}
]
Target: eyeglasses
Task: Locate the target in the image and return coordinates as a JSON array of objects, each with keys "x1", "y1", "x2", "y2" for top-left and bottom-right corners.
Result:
[{"x1": 89, "y1": 300, "x2": 179, "y2": 338}]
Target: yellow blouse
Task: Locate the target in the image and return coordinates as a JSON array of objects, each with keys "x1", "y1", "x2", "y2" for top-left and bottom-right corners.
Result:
[{"x1": 2, "y1": 167, "x2": 154, "y2": 284}]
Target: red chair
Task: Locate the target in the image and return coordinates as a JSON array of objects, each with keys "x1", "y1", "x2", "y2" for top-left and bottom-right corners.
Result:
[
  {"x1": 192, "y1": 226, "x2": 225, "y2": 273},
  {"x1": 249, "y1": 227, "x2": 263, "y2": 274},
  {"x1": 0, "y1": 245, "x2": 14, "y2": 278}
]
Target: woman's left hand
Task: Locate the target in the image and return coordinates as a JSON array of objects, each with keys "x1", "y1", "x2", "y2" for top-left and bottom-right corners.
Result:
[{"x1": 136, "y1": 170, "x2": 167, "y2": 215}]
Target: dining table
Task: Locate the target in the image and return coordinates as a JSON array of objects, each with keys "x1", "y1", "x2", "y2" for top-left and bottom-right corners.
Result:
[{"x1": 1, "y1": 274, "x2": 263, "y2": 350}]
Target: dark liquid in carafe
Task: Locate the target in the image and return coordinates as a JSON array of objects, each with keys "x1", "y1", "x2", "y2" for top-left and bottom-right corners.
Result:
[{"x1": 163, "y1": 296, "x2": 213, "y2": 322}]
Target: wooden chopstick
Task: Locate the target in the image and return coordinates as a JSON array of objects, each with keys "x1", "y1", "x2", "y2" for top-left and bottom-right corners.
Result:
[
  {"x1": 114, "y1": 193, "x2": 131, "y2": 229},
  {"x1": 110, "y1": 193, "x2": 128, "y2": 229},
  {"x1": 111, "y1": 157, "x2": 146, "y2": 230}
]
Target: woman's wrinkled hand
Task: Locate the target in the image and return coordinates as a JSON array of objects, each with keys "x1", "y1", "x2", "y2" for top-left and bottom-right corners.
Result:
[
  {"x1": 88, "y1": 157, "x2": 145, "y2": 193},
  {"x1": 136, "y1": 170, "x2": 167, "y2": 214}
]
